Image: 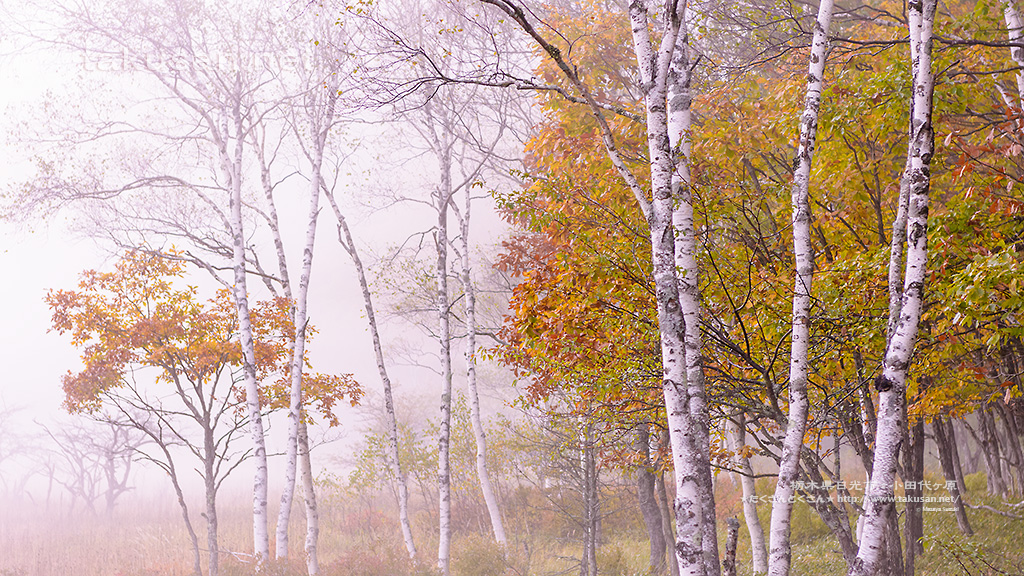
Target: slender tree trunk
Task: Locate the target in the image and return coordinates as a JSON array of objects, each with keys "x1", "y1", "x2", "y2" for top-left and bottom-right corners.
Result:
[
  {"x1": 205, "y1": 462, "x2": 220, "y2": 576},
  {"x1": 455, "y1": 184, "x2": 507, "y2": 546},
  {"x1": 166, "y1": 452, "x2": 202, "y2": 576},
  {"x1": 580, "y1": 422, "x2": 599, "y2": 576},
  {"x1": 945, "y1": 418, "x2": 968, "y2": 493},
  {"x1": 666, "y1": 18, "x2": 719, "y2": 574},
  {"x1": 223, "y1": 103, "x2": 270, "y2": 566},
  {"x1": 843, "y1": 392, "x2": 874, "y2": 476},
  {"x1": 435, "y1": 147, "x2": 455, "y2": 576},
  {"x1": 903, "y1": 417, "x2": 924, "y2": 576},
  {"x1": 795, "y1": 455, "x2": 857, "y2": 565},
  {"x1": 325, "y1": 196, "x2": 418, "y2": 560},
  {"x1": 726, "y1": 413, "x2": 767, "y2": 574},
  {"x1": 848, "y1": 1, "x2": 936, "y2": 573},
  {"x1": 723, "y1": 518, "x2": 740, "y2": 576},
  {"x1": 298, "y1": 419, "x2": 319, "y2": 575},
  {"x1": 994, "y1": 398, "x2": 1024, "y2": 495},
  {"x1": 275, "y1": 113, "x2": 326, "y2": 561},
  {"x1": 933, "y1": 416, "x2": 973, "y2": 535},
  {"x1": 978, "y1": 405, "x2": 1010, "y2": 496},
  {"x1": 767, "y1": 3, "x2": 833, "y2": 575},
  {"x1": 638, "y1": 426, "x2": 668, "y2": 576},
  {"x1": 658, "y1": 466, "x2": 681, "y2": 576}
]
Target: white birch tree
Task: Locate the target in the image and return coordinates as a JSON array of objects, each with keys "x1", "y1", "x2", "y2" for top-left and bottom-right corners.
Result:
[
  {"x1": 469, "y1": 0, "x2": 714, "y2": 573},
  {"x1": 452, "y1": 177, "x2": 508, "y2": 547},
  {"x1": 324, "y1": 194, "x2": 420, "y2": 559},
  {"x1": 257, "y1": 10, "x2": 346, "y2": 571},
  {"x1": 848, "y1": 0, "x2": 937, "y2": 574},
  {"x1": 766, "y1": 2, "x2": 834, "y2": 575},
  {"x1": 15, "y1": 1, "x2": 305, "y2": 564},
  {"x1": 726, "y1": 413, "x2": 767, "y2": 574},
  {"x1": 428, "y1": 99, "x2": 457, "y2": 575}
]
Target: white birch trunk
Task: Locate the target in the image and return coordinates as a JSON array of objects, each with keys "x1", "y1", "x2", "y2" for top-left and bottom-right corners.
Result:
[
  {"x1": 887, "y1": 158, "x2": 912, "y2": 341},
  {"x1": 428, "y1": 99, "x2": 456, "y2": 575},
  {"x1": 629, "y1": 1, "x2": 707, "y2": 574},
  {"x1": 298, "y1": 418, "x2": 319, "y2": 575},
  {"x1": 727, "y1": 413, "x2": 768, "y2": 574},
  {"x1": 476, "y1": 2, "x2": 713, "y2": 574},
  {"x1": 223, "y1": 104, "x2": 271, "y2": 565},
  {"x1": 275, "y1": 87, "x2": 331, "y2": 562},
  {"x1": 848, "y1": 1, "x2": 936, "y2": 573},
  {"x1": 1004, "y1": 0, "x2": 1024, "y2": 103},
  {"x1": 666, "y1": 18, "x2": 719, "y2": 574},
  {"x1": 328, "y1": 200, "x2": 418, "y2": 559},
  {"x1": 767, "y1": 3, "x2": 833, "y2": 575},
  {"x1": 436, "y1": 179, "x2": 454, "y2": 576},
  {"x1": 456, "y1": 183, "x2": 508, "y2": 546}
]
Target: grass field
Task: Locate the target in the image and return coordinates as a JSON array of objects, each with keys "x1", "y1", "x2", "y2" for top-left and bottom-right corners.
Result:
[{"x1": 2, "y1": 472, "x2": 1022, "y2": 576}]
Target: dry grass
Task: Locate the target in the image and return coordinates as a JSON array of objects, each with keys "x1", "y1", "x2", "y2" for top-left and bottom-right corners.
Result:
[{"x1": 3, "y1": 474, "x2": 1022, "y2": 576}]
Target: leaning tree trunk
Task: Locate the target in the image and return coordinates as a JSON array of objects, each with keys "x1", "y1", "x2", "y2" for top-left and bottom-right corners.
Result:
[
  {"x1": 767, "y1": 2, "x2": 834, "y2": 575},
  {"x1": 994, "y1": 398, "x2": 1024, "y2": 494},
  {"x1": 946, "y1": 418, "x2": 969, "y2": 493},
  {"x1": 848, "y1": 0, "x2": 936, "y2": 573},
  {"x1": 455, "y1": 183, "x2": 507, "y2": 545},
  {"x1": 978, "y1": 405, "x2": 1011, "y2": 497},
  {"x1": 326, "y1": 197, "x2": 418, "y2": 560},
  {"x1": 161, "y1": 443, "x2": 202, "y2": 576}
]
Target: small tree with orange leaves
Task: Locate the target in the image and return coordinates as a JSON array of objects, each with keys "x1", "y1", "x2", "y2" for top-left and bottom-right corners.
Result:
[{"x1": 47, "y1": 252, "x2": 359, "y2": 576}]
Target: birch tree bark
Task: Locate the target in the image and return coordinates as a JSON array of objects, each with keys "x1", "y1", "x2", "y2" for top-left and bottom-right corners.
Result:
[
  {"x1": 116, "y1": 9, "x2": 277, "y2": 562},
  {"x1": 766, "y1": 3, "x2": 833, "y2": 575},
  {"x1": 435, "y1": 160, "x2": 455, "y2": 576},
  {"x1": 454, "y1": 181, "x2": 508, "y2": 546},
  {"x1": 414, "y1": 97, "x2": 458, "y2": 576},
  {"x1": 631, "y1": 3, "x2": 708, "y2": 570},
  {"x1": 271, "y1": 30, "x2": 342, "y2": 569},
  {"x1": 473, "y1": 1, "x2": 711, "y2": 573},
  {"x1": 1004, "y1": 0, "x2": 1024, "y2": 102},
  {"x1": 297, "y1": 419, "x2": 319, "y2": 575},
  {"x1": 726, "y1": 413, "x2": 767, "y2": 574},
  {"x1": 666, "y1": 17, "x2": 719, "y2": 572},
  {"x1": 226, "y1": 114, "x2": 273, "y2": 566},
  {"x1": 324, "y1": 192, "x2": 419, "y2": 560},
  {"x1": 848, "y1": 0, "x2": 937, "y2": 573}
]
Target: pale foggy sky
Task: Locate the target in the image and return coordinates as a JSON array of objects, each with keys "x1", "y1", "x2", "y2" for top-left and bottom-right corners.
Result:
[{"x1": 0, "y1": 19, "x2": 516, "y2": 496}]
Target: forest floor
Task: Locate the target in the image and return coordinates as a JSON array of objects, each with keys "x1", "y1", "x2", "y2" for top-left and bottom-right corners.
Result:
[{"x1": 1, "y1": 472, "x2": 1022, "y2": 576}]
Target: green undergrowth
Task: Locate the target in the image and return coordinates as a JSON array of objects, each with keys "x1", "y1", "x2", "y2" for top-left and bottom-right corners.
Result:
[{"x1": 718, "y1": 473, "x2": 1024, "y2": 576}]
